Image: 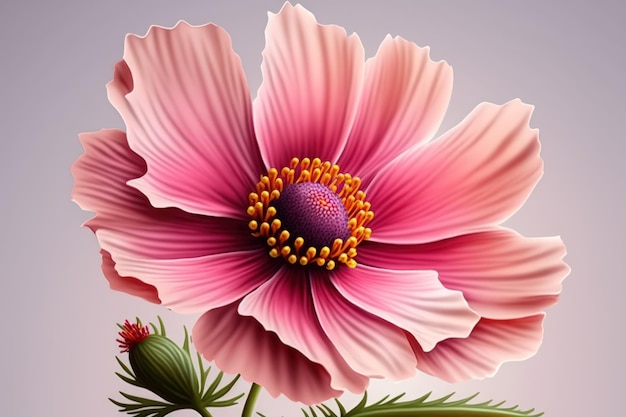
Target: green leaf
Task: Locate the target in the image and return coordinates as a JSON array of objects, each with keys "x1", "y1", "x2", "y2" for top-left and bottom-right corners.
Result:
[
  {"x1": 303, "y1": 391, "x2": 543, "y2": 417},
  {"x1": 109, "y1": 391, "x2": 186, "y2": 417},
  {"x1": 115, "y1": 371, "x2": 145, "y2": 389}
]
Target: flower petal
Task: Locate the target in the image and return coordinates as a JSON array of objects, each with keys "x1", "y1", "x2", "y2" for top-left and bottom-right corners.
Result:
[
  {"x1": 329, "y1": 265, "x2": 479, "y2": 352},
  {"x1": 100, "y1": 249, "x2": 160, "y2": 304},
  {"x1": 193, "y1": 303, "x2": 342, "y2": 405},
  {"x1": 359, "y1": 229, "x2": 569, "y2": 319},
  {"x1": 238, "y1": 267, "x2": 369, "y2": 393},
  {"x1": 408, "y1": 315, "x2": 546, "y2": 382},
  {"x1": 254, "y1": 3, "x2": 364, "y2": 169},
  {"x1": 338, "y1": 35, "x2": 452, "y2": 185},
  {"x1": 71, "y1": 129, "x2": 258, "y2": 261},
  {"x1": 107, "y1": 22, "x2": 264, "y2": 219},
  {"x1": 111, "y1": 249, "x2": 277, "y2": 314},
  {"x1": 367, "y1": 99, "x2": 542, "y2": 244},
  {"x1": 309, "y1": 271, "x2": 416, "y2": 380},
  {"x1": 72, "y1": 129, "x2": 144, "y2": 216}
]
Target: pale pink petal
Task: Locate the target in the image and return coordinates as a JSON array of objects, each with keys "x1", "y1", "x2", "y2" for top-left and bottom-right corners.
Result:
[
  {"x1": 309, "y1": 271, "x2": 416, "y2": 379},
  {"x1": 100, "y1": 249, "x2": 160, "y2": 304},
  {"x1": 367, "y1": 99, "x2": 542, "y2": 244},
  {"x1": 238, "y1": 267, "x2": 369, "y2": 393},
  {"x1": 359, "y1": 229, "x2": 569, "y2": 319},
  {"x1": 106, "y1": 22, "x2": 264, "y2": 219},
  {"x1": 193, "y1": 303, "x2": 342, "y2": 405},
  {"x1": 408, "y1": 315, "x2": 545, "y2": 382},
  {"x1": 110, "y1": 249, "x2": 277, "y2": 314},
  {"x1": 338, "y1": 35, "x2": 452, "y2": 184},
  {"x1": 329, "y1": 265, "x2": 479, "y2": 352},
  {"x1": 72, "y1": 129, "x2": 143, "y2": 216},
  {"x1": 71, "y1": 129, "x2": 258, "y2": 261},
  {"x1": 254, "y1": 3, "x2": 364, "y2": 169}
]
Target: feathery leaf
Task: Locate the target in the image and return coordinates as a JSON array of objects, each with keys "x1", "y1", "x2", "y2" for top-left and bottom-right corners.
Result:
[{"x1": 302, "y1": 391, "x2": 543, "y2": 417}]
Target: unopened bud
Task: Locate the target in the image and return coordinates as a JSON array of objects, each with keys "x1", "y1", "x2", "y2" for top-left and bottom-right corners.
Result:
[{"x1": 117, "y1": 320, "x2": 200, "y2": 405}]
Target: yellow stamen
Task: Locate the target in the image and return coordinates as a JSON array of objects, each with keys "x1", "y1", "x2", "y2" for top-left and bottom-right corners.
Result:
[
  {"x1": 279, "y1": 230, "x2": 290, "y2": 244},
  {"x1": 265, "y1": 206, "x2": 276, "y2": 222},
  {"x1": 271, "y1": 219, "x2": 281, "y2": 234},
  {"x1": 249, "y1": 193, "x2": 259, "y2": 206},
  {"x1": 294, "y1": 237, "x2": 304, "y2": 253}
]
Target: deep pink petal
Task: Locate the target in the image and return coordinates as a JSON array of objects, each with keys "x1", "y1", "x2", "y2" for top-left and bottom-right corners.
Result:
[
  {"x1": 329, "y1": 265, "x2": 479, "y2": 352},
  {"x1": 238, "y1": 267, "x2": 368, "y2": 393},
  {"x1": 338, "y1": 35, "x2": 452, "y2": 185},
  {"x1": 254, "y1": 3, "x2": 364, "y2": 169},
  {"x1": 106, "y1": 22, "x2": 264, "y2": 219},
  {"x1": 359, "y1": 229, "x2": 569, "y2": 319},
  {"x1": 71, "y1": 129, "x2": 258, "y2": 261},
  {"x1": 367, "y1": 99, "x2": 542, "y2": 244},
  {"x1": 408, "y1": 315, "x2": 545, "y2": 382},
  {"x1": 111, "y1": 249, "x2": 277, "y2": 314},
  {"x1": 100, "y1": 249, "x2": 160, "y2": 304},
  {"x1": 309, "y1": 271, "x2": 416, "y2": 380},
  {"x1": 193, "y1": 303, "x2": 342, "y2": 405}
]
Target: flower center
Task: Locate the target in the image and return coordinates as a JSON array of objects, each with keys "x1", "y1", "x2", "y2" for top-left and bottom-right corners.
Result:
[
  {"x1": 247, "y1": 157, "x2": 374, "y2": 270},
  {"x1": 273, "y1": 182, "x2": 350, "y2": 249}
]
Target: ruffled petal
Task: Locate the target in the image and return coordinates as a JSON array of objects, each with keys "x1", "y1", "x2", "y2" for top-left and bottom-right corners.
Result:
[
  {"x1": 238, "y1": 267, "x2": 368, "y2": 393},
  {"x1": 72, "y1": 129, "x2": 144, "y2": 216},
  {"x1": 71, "y1": 129, "x2": 258, "y2": 262},
  {"x1": 107, "y1": 22, "x2": 264, "y2": 219},
  {"x1": 359, "y1": 229, "x2": 569, "y2": 319},
  {"x1": 367, "y1": 100, "x2": 542, "y2": 244},
  {"x1": 254, "y1": 3, "x2": 364, "y2": 169},
  {"x1": 111, "y1": 249, "x2": 277, "y2": 314},
  {"x1": 309, "y1": 271, "x2": 416, "y2": 380},
  {"x1": 329, "y1": 264, "x2": 479, "y2": 352},
  {"x1": 408, "y1": 315, "x2": 545, "y2": 382},
  {"x1": 338, "y1": 35, "x2": 452, "y2": 185},
  {"x1": 193, "y1": 303, "x2": 342, "y2": 405},
  {"x1": 100, "y1": 249, "x2": 160, "y2": 304}
]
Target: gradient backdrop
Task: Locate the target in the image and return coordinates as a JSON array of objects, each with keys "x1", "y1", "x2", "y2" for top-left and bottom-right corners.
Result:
[{"x1": 1, "y1": 1, "x2": 623, "y2": 416}]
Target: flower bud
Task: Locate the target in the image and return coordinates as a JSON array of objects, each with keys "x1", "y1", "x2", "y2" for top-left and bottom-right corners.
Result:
[{"x1": 118, "y1": 320, "x2": 200, "y2": 405}]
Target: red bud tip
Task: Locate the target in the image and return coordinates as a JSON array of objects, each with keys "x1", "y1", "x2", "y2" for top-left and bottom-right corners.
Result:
[{"x1": 116, "y1": 319, "x2": 150, "y2": 353}]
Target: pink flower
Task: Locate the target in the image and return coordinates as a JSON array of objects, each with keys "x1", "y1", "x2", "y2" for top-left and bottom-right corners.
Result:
[{"x1": 72, "y1": 3, "x2": 569, "y2": 405}]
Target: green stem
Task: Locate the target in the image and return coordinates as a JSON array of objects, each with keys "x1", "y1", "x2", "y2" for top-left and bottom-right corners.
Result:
[
  {"x1": 241, "y1": 383, "x2": 262, "y2": 417},
  {"x1": 194, "y1": 405, "x2": 212, "y2": 417}
]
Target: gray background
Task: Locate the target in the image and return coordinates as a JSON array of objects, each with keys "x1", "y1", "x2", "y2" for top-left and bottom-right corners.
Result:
[{"x1": 1, "y1": 0, "x2": 623, "y2": 416}]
